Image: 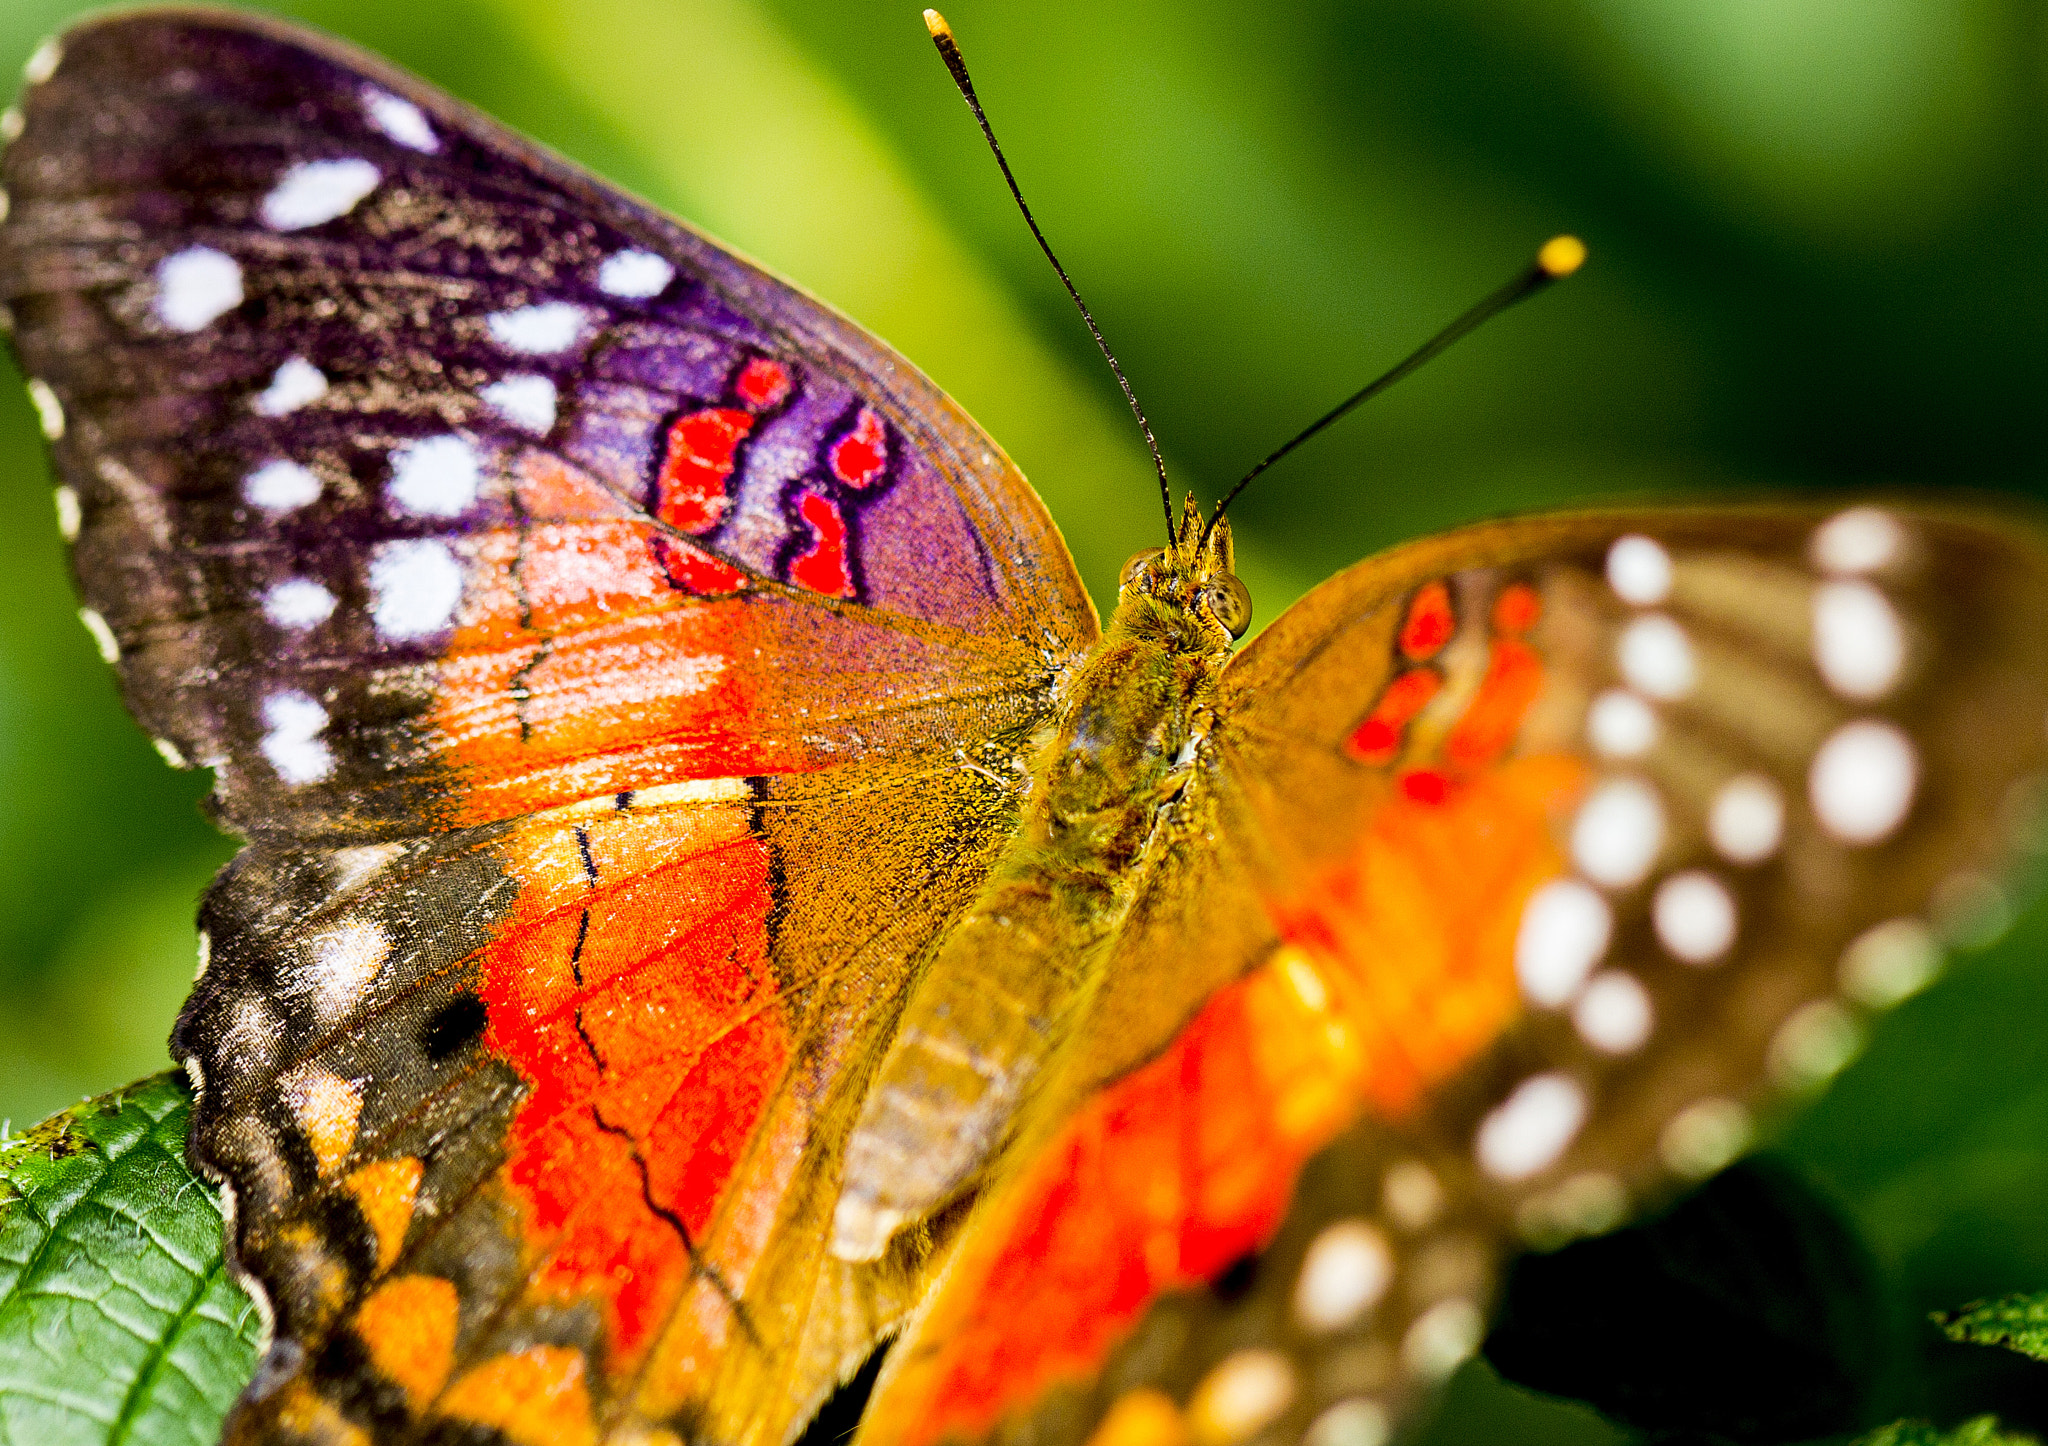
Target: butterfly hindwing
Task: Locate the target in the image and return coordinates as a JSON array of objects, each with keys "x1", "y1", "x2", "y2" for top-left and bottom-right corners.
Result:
[
  {"x1": 0, "y1": 11, "x2": 1098, "y2": 1446},
  {"x1": 861, "y1": 505, "x2": 2048, "y2": 1446}
]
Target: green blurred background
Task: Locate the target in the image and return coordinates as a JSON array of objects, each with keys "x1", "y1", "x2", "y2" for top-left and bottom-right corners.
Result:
[{"x1": 2, "y1": 0, "x2": 2047, "y2": 1436}]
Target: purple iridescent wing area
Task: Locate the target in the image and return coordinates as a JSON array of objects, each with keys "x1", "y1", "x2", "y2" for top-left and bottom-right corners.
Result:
[{"x1": 0, "y1": 9, "x2": 1094, "y2": 843}]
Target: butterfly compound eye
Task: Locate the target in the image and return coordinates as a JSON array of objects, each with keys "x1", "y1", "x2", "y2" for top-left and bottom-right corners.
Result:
[
  {"x1": 1121, "y1": 550, "x2": 1163, "y2": 592},
  {"x1": 1202, "y1": 575, "x2": 1253, "y2": 639}
]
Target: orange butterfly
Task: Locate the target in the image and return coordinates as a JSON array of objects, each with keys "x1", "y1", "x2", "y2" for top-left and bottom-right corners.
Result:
[{"x1": 4, "y1": 10, "x2": 2046, "y2": 1446}]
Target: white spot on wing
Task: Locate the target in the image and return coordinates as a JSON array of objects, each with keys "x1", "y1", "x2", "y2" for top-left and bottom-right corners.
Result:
[
  {"x1": 1304, "y1": 1400, "x2": 1390, "y2": 1446},
  {"x1": 487, "y1": 302, "x2": 586, "y2": 354},
  {"x1": 155, "y1": 247, "x2": 243, "y2": 333},
  {"x1": 261, "y1": 691, "x2": 333, "y2": 785},
  {"x1": 1660, "y1": 1098, "x2": 1751, "y2": 1178},
  {"x1": 1587, "y1": 688, "x2": 1657, "y2": 758},
  {"x1": 253, "y1": 356, "x2": 329, "y2": 416},
  {"x1": 1709, "y1": 773, "x2": 1785, "y2": 864},
  {"x1": 0, "y1": 109, "x2": 22, "y2": 144},
  {"x1": 25, "y1": 378, "x2": 63, "y2": 439},
  {"x1": 1810, "y1": 719, "x2": 1917, "y2": 844},
  {"x1": 1812, "y1": 507, "x2": 1901, "y2": 575},
  {"x1": 1571, "y1": 777, "x2": 1665, "y2": 888},
  {"x1": 1606, "y1": 534, "x2": 1672, "y2": 605},
  {"x1": 598, "y1": 249, "x2": 676, "y2": 298},
  {"x1": 1575, "y1": 970, "x2": 1653, "y2": 1053},
  {"x1": 1189, "y1": 1351, "x2": 1295, "y2": 1445},
  {"x1": 1769, "y1": 998, "x2": 1863, "y2": 1089},
  {"x1": 1401, "y1": 1298, "x2": 1484, "y2": 1382},
  {"x1": 153, "y1": 737, "x2": 187, "y2": 769},
  {"x1": 78, "y1": 607, "x2": 118, "y2": 663},
  {"x1": 53, "y1": 486, "x2": 80, "y2": 541},
  {"x1": 326, "y1": 842, "x2": 405, "y2": 898},
  {"x1": 1839, "y1": 917, "x2": 1939, "y2": 1008},
  {"x1": 1618, "y1": 614, "x2": 1695, "y2": 699},
  {"x1": 23, "y1": 38, "x2": 61, "y2": 85},
  {"x1": 480, "y1": 373, "x2": 558, "y2": 434},
  {"x1": 1813, "y1": 580, "x2": 1904, "y2": 699},
  {"x1": 260, "y1": 158, "x2": 381, "y2": 231},
  {"x1": 1476, "y1": 1072, "x2": 1586, "y2": 1180},
  {"x1": 290, "y1": 919, "x2": 390, "y2": 1027},
  {"x1": 1514, "y1": 879, "x2": 1612, "y2": 1007},
  {"x1": 1653, "y1": 870, "x2": 1737, "y2": 963},
  {"x1": 1382, "y1": 1160, "x2": 1443, "y2": 1231},
  {"x1": 387, "y1": 435, "x2": 480, "y2": 517},
  {"x1": 244, "y1": 459, "x2": 322, "y2": 513},
  {"x1": 369, "y1": 538, "x2": 463, "y2": 640},
  {"x1": 263, "y1": 577, "x2": 338, "y2": 630},
  {"x1": 363, "y1": 87, "x2": 440, "y2": 152},
  {"x1": 155, "y1": 246, "x2": 244, "y2": 334},
  {"x1": 1292, "y1": 1220, "x2": 1393, "y2": 1333}
]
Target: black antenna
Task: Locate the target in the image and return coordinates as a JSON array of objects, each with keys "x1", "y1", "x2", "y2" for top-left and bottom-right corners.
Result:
[
  {"x1": 1199, "y1": 236, "x2": 1587, "y2": 551},
  {"x1": 925, "y1": 10, "x2": 1177, "y2": 541}
]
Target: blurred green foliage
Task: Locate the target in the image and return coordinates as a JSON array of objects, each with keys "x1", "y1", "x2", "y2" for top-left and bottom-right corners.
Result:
[{"x1": 1, "y1": 0, "x2": 2046, "y2": 1439}]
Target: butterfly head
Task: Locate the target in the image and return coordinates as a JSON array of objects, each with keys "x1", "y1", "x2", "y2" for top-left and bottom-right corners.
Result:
[{"x1": 1116, "y1": 495, "x2": 1252, "y2": 648}]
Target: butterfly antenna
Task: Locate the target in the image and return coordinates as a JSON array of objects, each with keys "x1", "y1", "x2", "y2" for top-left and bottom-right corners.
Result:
[
  {"x1": 925, "y1": 10, "x2": 1177, "y2": 541},
  {"x1": 1199, "y1": 235, "x2": 1588, "y2": 552}
]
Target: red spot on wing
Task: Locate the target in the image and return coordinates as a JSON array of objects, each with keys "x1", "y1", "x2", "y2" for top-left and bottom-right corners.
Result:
[
  {"x1": 657, "y1": 408, "x2": 755, "y2": 533},
  {"x1": 655, "y1": 539, "x2": 748, "y2": 596},
  {"x1": 1344, "y1": 667, "x2": 1441, "y2": 764},
  {"x1": 788, "y1": 490, "x2": 853, "y2": 598},
  {"x1": 1399, "y1": 767, "x2": 1450, "y2": 804},
  {"x1": 1492, "y1": 581, "x2": 1542, "y2": 637},
  {"x1": 735, "y1": 357, "x2": 792, "y2": 410},
  {"x1": 479, "y1": 808, "x2": 786, "y2": 1369},
  {"x1": 828, "y1": 407, "x2": 888, "y2": 488},
  {"x1": 1398, "y1": 580, "x2": 1454, "y2": 661}
]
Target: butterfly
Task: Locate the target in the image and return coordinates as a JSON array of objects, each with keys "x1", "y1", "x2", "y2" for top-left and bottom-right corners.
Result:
[{"x1": 5, "y1": 10, "x2": 2048, "y2": 1446}]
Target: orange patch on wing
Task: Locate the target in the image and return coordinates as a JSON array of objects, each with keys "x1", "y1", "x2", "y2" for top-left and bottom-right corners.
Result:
[
  {"x1": 1086, "y1": 1389, "x2": 1189, "y2": 1446},
  {"x1": 477, "y1": 801, "x2": 788, "y2": 1370},
  {"x1": 437, "y1": 1345, "x2": 598, "y2": 1446},
  {"x1": 354, "y1": 1274, "x2": 459, "y2": 1410},
  {"x1": 426, "y1": 457, "x2": 790, "y2": 821},
  {"x1": 341, "y1": 1157, "x2": 423, "y2": 1274},
  {"x1": 877, "y1": 755, "x2": 1589, "y2": 1446},
  {"x1": 1492, "y1": 580, "x2": 1542, "y2": 636},
  {"x1": 1443, "y1": 637, "x2": 1544, "y2": 775}
]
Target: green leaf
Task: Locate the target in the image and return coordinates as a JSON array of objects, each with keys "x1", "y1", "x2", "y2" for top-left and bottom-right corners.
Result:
[
  {"x1": 1936, "y1": 1292, "x2": 2048, "y2": 1363},
  {"x1": 1855, "y1": 1418, "x2": 2041, "y2": 1446},
  {"x1": 0, "y1": 1073, "x2": 259, "y2": 1446}
]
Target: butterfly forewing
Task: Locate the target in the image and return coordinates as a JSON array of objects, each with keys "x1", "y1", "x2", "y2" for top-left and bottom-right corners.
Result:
[
  {"x1": 861, "y1": 505, "x2": 2048, "y2": 1446},
  {"x1": 0, "y1": 12, "x2": 1099, "y2": 1446},
  {"x1": 0, "y1": 10, "x2": 1092, "y2": 843}
]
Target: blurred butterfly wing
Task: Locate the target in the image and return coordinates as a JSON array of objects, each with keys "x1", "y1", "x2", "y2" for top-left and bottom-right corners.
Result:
[
  {"x1": 0, "y1": 9, "x2": 1093, "y2": 844},
  {"x1": 863, "y1": 505, "x2": 2048, "y2": 1446},
  {"x1": 0, "y1": 12, "x2": 1095, "y2": 1446}
]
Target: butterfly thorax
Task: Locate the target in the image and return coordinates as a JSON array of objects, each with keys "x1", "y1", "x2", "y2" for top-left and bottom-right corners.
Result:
[{"x1": 830, "y1": 509, "x2": 1251, "y2": 1261}]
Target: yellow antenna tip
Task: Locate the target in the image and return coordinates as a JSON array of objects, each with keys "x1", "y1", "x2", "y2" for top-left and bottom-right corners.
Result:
[
  {"x1": 924, "y1": 9, "x2": 952, "y2": 40},
  {"x1": 1538, "y1": 234, "x2": 1586, "y2": 278}
]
